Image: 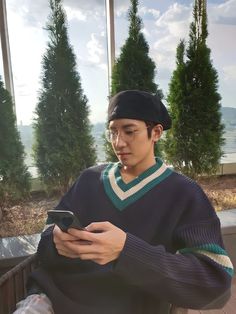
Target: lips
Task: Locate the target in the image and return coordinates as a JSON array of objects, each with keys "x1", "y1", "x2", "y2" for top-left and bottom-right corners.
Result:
[{"x1": 117, "y1": 152, "x2": 131, "y2": 157}]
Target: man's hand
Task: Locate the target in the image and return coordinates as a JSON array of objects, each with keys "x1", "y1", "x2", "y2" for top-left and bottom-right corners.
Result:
[
  {"x1": 53, "y1": 222, "x2": 127, "y2": 265},
  {"x1": 53, "y1": 225, "x2": 81, "y2": 258}
]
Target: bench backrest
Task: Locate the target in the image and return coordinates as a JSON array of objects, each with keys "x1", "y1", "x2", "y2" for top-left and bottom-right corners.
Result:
[{"x1": 0, "y1": 254, "x2": 38, "y2": 314}]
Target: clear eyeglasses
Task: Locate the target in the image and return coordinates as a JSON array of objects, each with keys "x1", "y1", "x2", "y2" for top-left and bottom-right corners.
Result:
[{"x1": 105, "y1": 126, "x2": 149, "y2": 143}]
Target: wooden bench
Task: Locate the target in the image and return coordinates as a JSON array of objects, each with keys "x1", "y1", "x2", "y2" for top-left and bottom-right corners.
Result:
[
  {"x1": 0, "y1": 224, "x2": 235, "y2": 314},
  {"x1": 0, "y1": 254, "x2": 39, "y2": 314}
]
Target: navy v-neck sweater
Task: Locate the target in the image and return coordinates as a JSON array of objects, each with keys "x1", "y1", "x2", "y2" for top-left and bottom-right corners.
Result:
[{"x1": 29, "y1": 161, "x2": 233, "y2": 314}]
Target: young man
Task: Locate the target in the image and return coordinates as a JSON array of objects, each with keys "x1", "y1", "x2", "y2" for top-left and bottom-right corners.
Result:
[{"x1": 15, "y1": 90, "x2": 233, "y2": 314}]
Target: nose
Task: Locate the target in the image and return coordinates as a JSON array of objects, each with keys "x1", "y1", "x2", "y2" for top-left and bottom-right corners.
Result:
[{"x1": 114, "y1": 132, "x2": 127, "y2": 148}]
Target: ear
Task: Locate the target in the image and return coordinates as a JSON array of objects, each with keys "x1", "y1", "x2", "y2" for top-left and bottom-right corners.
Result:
[{"x1": 152, "y1": 124, "x2": 163, "y2": 143}]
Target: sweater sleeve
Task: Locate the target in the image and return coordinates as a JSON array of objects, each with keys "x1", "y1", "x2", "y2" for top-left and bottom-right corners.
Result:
[
  {"x1": 36, "y1": 171, "x2": 89, "y2": 269},
  {"x1": 36, "y1": 164, "x2": 106, "y2": 270},
  {"x1": 114, "y1": 185, "x2": 234, "y2": 310}
]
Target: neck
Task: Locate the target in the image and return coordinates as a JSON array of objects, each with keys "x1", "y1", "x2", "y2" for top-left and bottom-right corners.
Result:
[{"x1": 121, "y1": 157, "x2": 156, "y2": 178}]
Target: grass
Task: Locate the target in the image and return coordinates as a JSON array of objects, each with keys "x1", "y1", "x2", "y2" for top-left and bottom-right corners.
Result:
[
  {"x1": 30, "y1": 177, "x2": 44, "y2": 192},
  {"x1": 197, "y1": 175, "x2": 236, "y2": 211}
]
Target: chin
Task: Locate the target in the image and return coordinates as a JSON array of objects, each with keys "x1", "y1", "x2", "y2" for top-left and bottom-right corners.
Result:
[
  {"x1": 119, "y1": 159, "x2": 136, "y2": 168},
  {"x1": 118, "y1": 158, "x2": 128, "y2": 166},
  {"x1": 117, "y1": 154, "x2": 136, "y2": 167}
]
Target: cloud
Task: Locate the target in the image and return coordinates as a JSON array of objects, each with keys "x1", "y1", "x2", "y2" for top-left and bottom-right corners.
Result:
[
  {"x1": 7, "y1": 0, "x2": 49, "y2": 27},
  {"x1": 98, "y1": 63, "x2": 108, "y2": 71},
  {"x1": 7, "y1": 0, "x2": 104, "y2": 28},
  {"x1": 139, "y1": 6, "x2": 160, "y2": 19},
  {"x1": 65, "y1": 0, "x2": 104, "y2": 11},
  {"x1": 150, "y1": 3, "x2": 191, "y2": 75},
  {"x1": 5, "y1": 4, "x2": 47, "y2": 124},
  {"x1": 114, "y1": 0, "x2": 133, "y2": 17},
  {"x1": 222, "y1": 65, "x2": 236, "y2": 81},
  {"x1": 142, "y1": 27, "x2": 151, "y2": 38},
  {"x1": 115, "y1": 2, "x2": 161, "y2": 20},
  {"x1": 155, "y1": 3, "x2": 192, "y2": 37},
  {"x1": 208, "y1": 0, "x2": 236, "y2": 25},
  {"x1": 64, "y1": 6, "x2": 87, "y2": 22},
  {"x1": 86, "y1": 33, "x2": 106, "y2": 67}
]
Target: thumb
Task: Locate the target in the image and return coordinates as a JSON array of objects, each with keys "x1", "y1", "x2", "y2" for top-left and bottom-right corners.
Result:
[{"x1": 86, "y1": 221, "x2": 112, "y2": 233}]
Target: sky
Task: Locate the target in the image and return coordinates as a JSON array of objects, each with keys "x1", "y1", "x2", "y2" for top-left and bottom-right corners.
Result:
[{"x1": 0, "y1": 0, "x2": 236, "y2": 125}]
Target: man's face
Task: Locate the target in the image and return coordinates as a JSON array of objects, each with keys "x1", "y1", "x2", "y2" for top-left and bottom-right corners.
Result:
[{"x1": 108, "y1": 119, "x2": 162, "y2": 170}]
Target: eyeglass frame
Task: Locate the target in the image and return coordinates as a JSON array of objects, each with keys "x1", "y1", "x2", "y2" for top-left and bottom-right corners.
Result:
[{"x1": 105, "y1": 126, "x2": 151, "y2": 143}]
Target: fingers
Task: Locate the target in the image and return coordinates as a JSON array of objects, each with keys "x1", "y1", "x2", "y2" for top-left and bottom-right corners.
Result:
[
  {"x1": 55, "y1": 239, "x2": 93, "y2": 258},
  {"x1": 67, "y1": 221, "x2": 113, "y2": 238},
  {"x1": 67, "y1": 222, "x2": 113, "y2": 243},
  {"x1": 53, "y1": 225, "x2": 85, "y2": 258},
  {"x1": 56, "y1": 242, "x2": 108, "y2": 264},
  {"x1": 53, "y1": 225, "x2": 77, "y2": 241},
  {"x1": 57, "y1": 248, "x2": 80, "y2": 259},
  {"x1": 54, "y1": 221, "x2": 125, "y2": 264},
  {"x1": 85, "y1": 221, "x2": 112, "y2": 233},
  {"x1": 60, "y1": 247, "x2": 107, "y2": 265},
  {"x1": 78, "y1": 255, "x2": 106, "y2": 265},
  {"x1": 67, "y1": 228, "x2": 100, "y2": 242},
  {"x1": 65, "y1": 240, "x2": 98, "y2": 255}
]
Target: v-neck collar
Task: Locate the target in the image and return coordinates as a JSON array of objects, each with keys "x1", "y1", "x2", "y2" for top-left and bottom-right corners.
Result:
[{"x1": 102, "y1": 158, "x2": 172, "y2": 210}]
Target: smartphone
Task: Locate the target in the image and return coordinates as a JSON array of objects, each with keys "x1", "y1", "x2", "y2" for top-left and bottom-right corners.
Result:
[{"x1": 47, "y1": 209, "x2": 84, "y2": 232}]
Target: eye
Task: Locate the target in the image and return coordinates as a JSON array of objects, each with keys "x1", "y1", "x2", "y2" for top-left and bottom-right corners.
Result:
[{"x1": 124, "y1": 129, "x2": 136, "y2": 135}]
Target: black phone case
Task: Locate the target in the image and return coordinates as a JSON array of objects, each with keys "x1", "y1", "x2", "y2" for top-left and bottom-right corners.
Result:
[{"x1": 47, "y1": 210, "x2": 84, "y2": 232}]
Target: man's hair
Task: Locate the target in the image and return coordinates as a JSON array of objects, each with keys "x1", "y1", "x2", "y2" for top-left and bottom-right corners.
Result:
[{"x1": 145, "y1": 121, "x2": 158, "y2": 139}]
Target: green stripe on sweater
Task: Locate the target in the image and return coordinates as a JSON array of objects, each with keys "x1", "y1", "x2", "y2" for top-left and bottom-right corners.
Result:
[{"x1": 179, "y1": 243, "x2": 234, "y2": 277}]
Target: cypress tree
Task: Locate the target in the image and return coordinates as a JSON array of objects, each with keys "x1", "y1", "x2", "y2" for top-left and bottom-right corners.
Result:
[
  {"x1": 111, "y1": 0, "x2": 161, "y2": 96},
  {"x1": 106, "y1": 0, "x2": 163, "y2": 161},
  {"x1": 165, "y1": 0, "x2": 224, "y2": 177},
  {"x1": 0, "y1": 77, "x2": 31, "y2": 205},
  {"x1": 164, "y1": 40, "x2": 188, "y2": 169},
  {"x1": 34, "y1": 0, "x2": 96, "y2": 193}
]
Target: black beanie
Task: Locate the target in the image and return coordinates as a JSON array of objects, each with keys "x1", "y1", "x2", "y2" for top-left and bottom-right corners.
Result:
[{"x1": 108, "y1": 90, "x2": 172, "y2": 130}]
